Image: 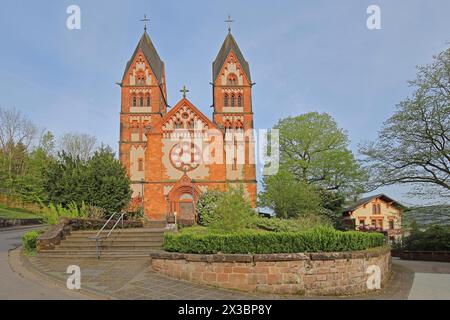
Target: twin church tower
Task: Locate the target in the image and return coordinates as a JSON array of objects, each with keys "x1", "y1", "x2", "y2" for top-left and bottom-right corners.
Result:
[{"x1": 119, "y1": 21, "x2": 256, "y2": 223}]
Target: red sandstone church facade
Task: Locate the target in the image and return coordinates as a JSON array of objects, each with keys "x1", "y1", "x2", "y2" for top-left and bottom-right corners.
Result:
[{"x1": 119, "y1": 28, "x2": 257, "y2": 222}]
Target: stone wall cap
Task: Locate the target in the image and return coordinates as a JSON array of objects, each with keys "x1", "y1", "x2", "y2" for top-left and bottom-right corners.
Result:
[
  {"x1": 254, "y1": 253, "x2": 309, "y2": 261},
  {"x1": 150, "y1": 246, "x2": 389, "y2": 262}
]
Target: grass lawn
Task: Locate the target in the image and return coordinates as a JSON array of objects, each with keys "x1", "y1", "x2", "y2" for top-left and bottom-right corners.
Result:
[{"x1": 0, "y1": 203, "x2": 41, "y2": 220}]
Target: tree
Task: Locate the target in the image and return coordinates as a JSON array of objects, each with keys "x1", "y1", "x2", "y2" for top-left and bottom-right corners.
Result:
[
  {"x1": 0, "y1": 108, "x2": 38, "y2": 195},
  {"x1": 43, "y1": 146, "x2": 131, "y2": 215},
  {"x1": 260, "y1": 112, "x2": 368, "y2": 219},
  {"x1": 16, "y1": 131, "x2": 56, "y2": 203},
  {"x1": 360, "y1": 48, "x2": 450, "y2": 199},
  {"x1": 259, "y1": 169, "x2": 322, "y2": 219},
  {"x1": 59, "y1": 132, "x2": 97, "y2": 162},
  {"x1": 276, "y1": 113, "x2": 367, "y2": 194},
  {"x1": 85, "y1": 146, "x2": 132, "y2": 214}
]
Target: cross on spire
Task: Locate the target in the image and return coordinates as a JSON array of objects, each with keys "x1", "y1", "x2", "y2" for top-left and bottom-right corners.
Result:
[
  {"x1": 180, "y1": 85, "x2": 189, "y2": 98},
  {"x1": 140, "y1": 14, "x2": 150, "y2": 32},
  {"x1": 225, "y1": 14, "x2": 234, "y2": 33}
]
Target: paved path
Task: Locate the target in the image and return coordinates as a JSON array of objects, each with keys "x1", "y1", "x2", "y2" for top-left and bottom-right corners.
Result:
[
  {"x1": 392, "y1": 258, "x2": 450, "y2": 300},
  {"x1": 27, "y1": 257, "x2": 263, "y2": 300},
  {"x1": 0, "y1": 227, "x2": 89, "y2": 299}
]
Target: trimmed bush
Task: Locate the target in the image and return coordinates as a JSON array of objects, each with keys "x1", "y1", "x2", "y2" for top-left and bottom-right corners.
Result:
[
  {"x1": 22, "y1": 230, "x2": 41, "y2": 254},
  {"x1": 164, "y1": 227, "x2": 386, "y2": 254},
  {"x1": 249, "y1": 216, "x2": 331, "y2": 232}
]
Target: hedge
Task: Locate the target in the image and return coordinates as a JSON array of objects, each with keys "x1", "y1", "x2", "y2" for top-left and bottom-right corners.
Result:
[{"x1": 164, "y1": 227, "x2": 386, "y2": 254}]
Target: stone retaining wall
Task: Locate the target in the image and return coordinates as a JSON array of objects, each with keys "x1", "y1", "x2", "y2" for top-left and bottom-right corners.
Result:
[
  {"x1": 150, "y1": 246, "x2": 391, "y2": 296},
  {"x1": 400, "y1": 251, "x2": 450, "y2": 262}
]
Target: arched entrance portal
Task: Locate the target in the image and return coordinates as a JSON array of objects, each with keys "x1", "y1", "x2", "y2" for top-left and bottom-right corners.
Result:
[{"x1": 168, "y1": 174, "x2": 201, "y2": 225}]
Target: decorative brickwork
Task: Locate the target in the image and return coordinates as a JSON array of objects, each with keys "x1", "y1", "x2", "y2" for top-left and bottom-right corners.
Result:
[{"x1": 150, "y1": 247, "x2": 391, "y2": 296}]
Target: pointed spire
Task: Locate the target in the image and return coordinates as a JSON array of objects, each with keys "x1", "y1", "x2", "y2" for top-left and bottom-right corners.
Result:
[
  {"x1": 212, "y1": 32, "x2": 251, "y2": 82},
  {"x1": 122, "y1": 29, "x2": 164, "y2": 83}
]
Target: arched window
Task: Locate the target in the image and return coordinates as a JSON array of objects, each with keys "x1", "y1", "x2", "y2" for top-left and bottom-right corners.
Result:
[
  {"x1": 147, "y1": 96, "x2": 151, "y2": 107},
  {"x1": 231, "y1": 94, "x2": 235, "y2": 108},
  {"x1": 224, "y1": 94, "x2": 229, "y2": 107},
  {"x1": 140, "y1": 97, "x2": 144, "y2": 106},
  {"x1": 132, "y1": 97, "x2": 137, "y2": 107},
  {"x1": 237, "y1": 94, "x2": 242, "y2": 108}
]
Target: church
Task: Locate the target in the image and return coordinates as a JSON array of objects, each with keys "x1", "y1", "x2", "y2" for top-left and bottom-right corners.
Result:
[{"x1": 118, "y1": 23, "x2": 257, "y2": 223}]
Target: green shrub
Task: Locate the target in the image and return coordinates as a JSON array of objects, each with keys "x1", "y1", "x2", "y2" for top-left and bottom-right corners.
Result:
[
  {"x1": 402, "y1": 225, "x2": 450, "y2": 251},
  {"x1": 208, "y1": 186, "x2": 256, "y2": 232},
  {"x1": 22, "y1": 230, "x2": 41, "y2": 255},
  {"x1": 197, "y1": 190, "x2": 222, "y2": 226},
  {"x1": 40, "y1": 201, "x2": 89, "y2": 225},
  {"x1": 249, "y1": 215, "x2": 331, "y2": 232},
  {"x1": 164, "y1": 226, "x2": 386, "y2": 254}
]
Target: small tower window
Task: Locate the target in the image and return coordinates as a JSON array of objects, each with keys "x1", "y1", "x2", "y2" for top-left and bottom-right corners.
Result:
[
  {"x1": 231, "y1": 94, "x2": 236, "y2": 108},
  {"x1": 237, "y1": 94, "x2": 242, "y2": 108},
  {"x1": 224, "y1": 94, "x2": 229, "y2": 107},
  {"x1": 227, "y1": 74, "x2": 237, "y2": 85}
]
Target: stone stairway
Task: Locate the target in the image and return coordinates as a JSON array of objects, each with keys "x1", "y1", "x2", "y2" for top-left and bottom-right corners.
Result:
[{"x1": 38, "y1": 228, "x2": 165, "y2": 259}]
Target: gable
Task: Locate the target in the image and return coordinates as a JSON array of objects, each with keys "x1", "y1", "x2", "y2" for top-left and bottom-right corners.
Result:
[
  {"x1": 215, "y1": 50, "x2": 250, "y2": 86},
  {"x1": 160, "y1": 99, "x2": 217, "y2": 132},
  {"x1": 213, "y1": 33, "x2": 251, "y2": 83},
  {"x1": 122, "y1": 49, "x2": 155, "y2": 86},
  {"x1": 122, "y1": 32, "x2": 164, "y2": 83}
]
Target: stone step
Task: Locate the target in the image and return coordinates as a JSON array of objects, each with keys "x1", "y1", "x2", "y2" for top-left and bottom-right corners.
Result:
[
  {"x1": 39, "y1": 249, "x2": 155, "y2": 255},
  {"x1": 60, "y1": 239, "x2": 164, "y2": 245},
  {"x1": 66, "y1": 233, "x2": 164, "y2": 240},
  {"x1": 58, "y1": 243, "x2": 162, "y2": 250},
  {"x1": 38, "y1": 252, "x2": 152, "y2": 259},
  {"x1": 144, "y1": 220, "x2": 167, "y2": 228},
  {"x1": 70, "y1": 228, "x2": 165, "y2": 235}
]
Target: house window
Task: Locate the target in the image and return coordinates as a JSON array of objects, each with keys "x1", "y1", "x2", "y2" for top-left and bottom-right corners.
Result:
[
  {"x1": 377, "y1": 204, "x2": 381, "y2": 214},
  {"x1": 389, "y1": 220, "x2": 394, "y2": 230},
  {"x1": 138, "y1": 158, "x2": 144, "y2": 171},
  {"x1": 359, "y1": 219, "x2": 365, "y2": 227}
]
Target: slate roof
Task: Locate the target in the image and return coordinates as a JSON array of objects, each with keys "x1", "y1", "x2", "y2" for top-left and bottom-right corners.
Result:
[
  {"x1": 212, "y1": 32, "x2": 251, "y2": 82},
  {"x1": 344, "y1": 194, "x2": 405, "y2": 212},
  {"x1": 122, "y1": 31, "x2": 164, "y2": 82}
]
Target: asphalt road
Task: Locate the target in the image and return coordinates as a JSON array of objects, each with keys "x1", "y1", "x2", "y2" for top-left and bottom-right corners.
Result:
[
  {"x1": 0, "y1": 226, "x2": 88, "y2": 300},
  {"x1": 392, "y1": 258, "x2": 450, "y2": 300}
]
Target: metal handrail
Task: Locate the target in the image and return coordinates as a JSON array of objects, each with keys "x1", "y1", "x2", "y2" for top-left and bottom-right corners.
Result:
[{"x1": 90, "y1": 212, "x2": 125, "y2": 259}]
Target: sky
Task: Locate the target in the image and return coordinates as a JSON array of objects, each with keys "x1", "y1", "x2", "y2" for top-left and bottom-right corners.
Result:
[{"x1": 0, "y1": 0, "x2": 449, "y2": 206}]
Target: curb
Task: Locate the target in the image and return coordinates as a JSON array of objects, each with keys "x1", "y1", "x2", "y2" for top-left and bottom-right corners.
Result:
[{"x1": 0, "y1": 224, "x2": 48, "y2": 233}]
